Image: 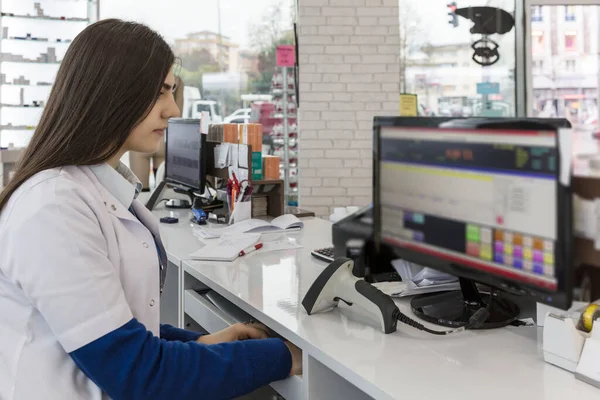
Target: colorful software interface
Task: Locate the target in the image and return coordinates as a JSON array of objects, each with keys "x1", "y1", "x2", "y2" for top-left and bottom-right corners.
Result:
[{"x1": 380, "y1": 127, "x2": 558, "y2": 290}]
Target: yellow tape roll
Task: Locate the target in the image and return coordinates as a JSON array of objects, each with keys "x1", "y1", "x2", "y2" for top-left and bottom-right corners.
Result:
[{"x1": 581, "y1": 304, "x2": 600, "y2": 332}]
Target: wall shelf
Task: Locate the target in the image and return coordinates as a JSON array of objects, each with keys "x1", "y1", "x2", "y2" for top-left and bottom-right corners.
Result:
[
  {"x1": 0, "y1": 0, "x2": 98, "y2": 182},
  {"x1": 2, "y1": 38, "x2": 72, "y2": 43},
  {"x1": 1, "y1": 104, "x2": 44, "y2": 108},
  {"x1": 0, "y1": 125, "x2": 36, "y2": 130},
  {"x1": 1, "y1": 59, "x2": 61, "y2": 64},
  {"x1": 271, "y1": 67, "x2": 299, "y2": 207},
  {"x1": 1, "y1": 83, "x2": 52, "y2": 87},
  {"x1": 0, "y1": 13, "x2": 88, "y2": 22}
]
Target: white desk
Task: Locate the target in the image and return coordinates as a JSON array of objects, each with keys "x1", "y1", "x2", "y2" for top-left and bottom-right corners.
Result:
[
  {"x1": 152, "y1": 206, "x2": 198, "y2": 328},
  {"x1": 155, "y1": 211, "x2": 600, "y2": 400}
]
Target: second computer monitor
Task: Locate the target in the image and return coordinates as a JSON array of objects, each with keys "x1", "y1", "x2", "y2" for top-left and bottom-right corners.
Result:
[
  {"x1": 165, "y1": 118, "x2": 207, "y2": 194},
  {"x1": 375, "y1": 118, "x2": 571, "y2": 310}
]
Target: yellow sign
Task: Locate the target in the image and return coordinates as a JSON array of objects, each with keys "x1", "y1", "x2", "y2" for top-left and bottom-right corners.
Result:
[{"x1": 399, "y1": 93, "x2": 418, "y2": 116}]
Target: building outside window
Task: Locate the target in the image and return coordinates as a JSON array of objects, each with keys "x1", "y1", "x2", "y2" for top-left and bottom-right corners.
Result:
[
  {"x1": 565, "y1": 5, "x2": 576, "y2": 22},
  {"x1": 532, "y1": 5, "x2": 543, "y2": 22},
  {"x1": 532, "y1": 30, "x2": 545, "y2": 54},
  {"x1": 530, "y1": 5, "x2": 598, "y2": 129},
  {"x1": 565, "y1": 32, "x2": 577, "y2": 51}
]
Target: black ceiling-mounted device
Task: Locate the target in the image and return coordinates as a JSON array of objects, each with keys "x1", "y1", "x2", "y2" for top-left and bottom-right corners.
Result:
[{"x1": 455, "y1": 6, "x2": 515, "y2": 67}]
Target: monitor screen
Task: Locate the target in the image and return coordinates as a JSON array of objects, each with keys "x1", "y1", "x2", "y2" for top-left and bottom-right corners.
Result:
[
  {"x1": 379, "y1": 126, "x2": 560, "y2": 292},
  {"x1": 165, "y1": 119, "x2": 205, "y2": 191}
]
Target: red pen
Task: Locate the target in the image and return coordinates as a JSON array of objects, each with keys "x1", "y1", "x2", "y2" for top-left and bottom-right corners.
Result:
[{"x1": 238, "y1": 243, "x2": 263, "y2": 257}]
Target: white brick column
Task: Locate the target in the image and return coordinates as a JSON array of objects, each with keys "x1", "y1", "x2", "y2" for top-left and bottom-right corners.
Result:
[{"x1": 297, "y1": 0, "x2": 400, "y2": 217}]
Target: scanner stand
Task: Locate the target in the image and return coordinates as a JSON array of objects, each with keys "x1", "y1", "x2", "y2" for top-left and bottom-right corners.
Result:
[{"x1": 410, "y1": 278, "x2": 520, "y2": 329}]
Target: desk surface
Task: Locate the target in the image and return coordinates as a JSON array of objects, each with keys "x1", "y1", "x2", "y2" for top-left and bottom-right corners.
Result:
[
  {"x1": 153, "y1": 207, "x2": 200, "y2": 265},
  {"x1": 180, "y1": 218, "x2": 599, "y2": 400}
]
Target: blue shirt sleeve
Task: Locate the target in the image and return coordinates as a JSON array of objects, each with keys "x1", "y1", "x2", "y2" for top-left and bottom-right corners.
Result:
[
  {"x1": 70, "y1": 318, "x2": 292, "y2": 400},
  {"x1": 160, "y1": 324, "x2": 203, "y2": 342}
]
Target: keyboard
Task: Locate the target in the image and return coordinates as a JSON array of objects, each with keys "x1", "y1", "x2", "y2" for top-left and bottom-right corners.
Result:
[{"x1": 311, "y1": 247, "x2": 335, "y2": 263}]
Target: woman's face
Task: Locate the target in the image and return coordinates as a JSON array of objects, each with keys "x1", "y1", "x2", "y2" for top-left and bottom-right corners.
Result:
[{"x1": 123, "y1": 70, "x2": 180, "y2": 154}]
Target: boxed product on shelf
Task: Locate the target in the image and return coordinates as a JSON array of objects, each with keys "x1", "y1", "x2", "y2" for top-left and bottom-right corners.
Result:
[
  {"x1": 236, "y1": 123, "x2": 263, "y2": 180},
  {"x1": 209, "y1": 122, "x2": 266, "y2": 181},
  {"x1": 263, "y1": 155, "x2": 280, "y2": 180},
  {"x1": 222, "y1": 123, "x2": 238, "y2": 143}
]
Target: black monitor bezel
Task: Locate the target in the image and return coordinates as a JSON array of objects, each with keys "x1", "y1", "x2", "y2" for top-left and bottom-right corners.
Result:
[
  {"x1": 373, "y1": 116, "x2": 572, "y2": 310},
  {"x1": 165, "y1": 118, "x2": 207, "y2": 194}
]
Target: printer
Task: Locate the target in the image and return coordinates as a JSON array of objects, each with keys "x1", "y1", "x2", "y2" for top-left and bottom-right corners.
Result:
[
  {"x1": 331, "y1": 204, "x2": 397, "y2": 280},
  {"x1": 331, "y1": 204, "x2": 373, "y2": 257}
]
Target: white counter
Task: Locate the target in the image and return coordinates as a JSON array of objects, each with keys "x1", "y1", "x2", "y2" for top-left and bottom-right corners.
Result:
[{"x1": 156, "y1": 211, "x2": 599, "y2": 400}]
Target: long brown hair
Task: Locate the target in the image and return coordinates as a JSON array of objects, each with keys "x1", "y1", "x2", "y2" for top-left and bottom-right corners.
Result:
[{"x1": 0, "y1": 19, "x2": 174, "y2": 211}]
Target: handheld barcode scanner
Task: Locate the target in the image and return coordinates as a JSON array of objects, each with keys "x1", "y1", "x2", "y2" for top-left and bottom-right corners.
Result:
[
  {"x1": 302, "y1": 258, "x2": 466, "y2": 336},
  {"x1": 302, "y1": 258, "x2": 399, "y2": 334}
]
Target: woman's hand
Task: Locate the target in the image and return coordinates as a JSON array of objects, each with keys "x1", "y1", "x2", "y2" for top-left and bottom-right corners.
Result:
[
  {"x1": 196, "y1": 322, "x2": 270, "y2": 345},
  {"x1": 197, "y1": 323, "x2": 302, "y2": 376},
  {"x1": 285, "y1": 341, "x2": 302, "y2": 376}
]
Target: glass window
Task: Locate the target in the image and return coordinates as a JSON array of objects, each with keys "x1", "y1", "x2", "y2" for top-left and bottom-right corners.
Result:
[
  {"x1": 101, "y1": 0, "x2": 295, "y2": 119},
  {"x1": 403, "y1": 0, "x2": 516, "y2": 117}
]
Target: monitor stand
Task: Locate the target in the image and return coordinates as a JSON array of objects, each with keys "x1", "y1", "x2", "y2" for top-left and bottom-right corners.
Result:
[
  {"x1": 146, "y1": 181, "x2": 167, "y2": 211},
  {"x1": 410, "y1": 278, "x2": 520, "y2": 329},
  {"x1": 145, "y1": 182, "x2": 195, "y2": 211}
]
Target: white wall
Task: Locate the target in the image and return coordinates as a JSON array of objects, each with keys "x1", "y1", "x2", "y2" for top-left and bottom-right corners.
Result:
[{"x1": 297, "y1": 0, "x2": 400, "y2": 217}]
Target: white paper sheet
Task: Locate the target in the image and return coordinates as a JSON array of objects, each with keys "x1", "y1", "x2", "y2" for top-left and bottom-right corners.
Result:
[
  {"x1": 200, "y1": 111, "x2": 210, "y2": 134},
  {"x1": 238, "y1": 145, "x2": 249, "y2": 168},
  {"x1": 230, "y1": 144, "x2": 239, "y2": 168},
  {"x1": 237, "y1": 168, "x2": 249, "y2": 181},
  {"x1": 189, "y1": 233, "x2": 261, "y2": 261},
  {"x1": 257, "y1": 238, "x2": 303, "y2": 253},
  {"x1": 216, "y1": 143, "x2": 230, "y2": 168},
  {"x1": 573, "y1": 194, "x2": 596, "y2": 239}
]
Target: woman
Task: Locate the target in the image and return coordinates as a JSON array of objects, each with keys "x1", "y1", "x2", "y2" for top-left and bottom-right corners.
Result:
[
  {"x1": 0, "y1": 20, "x2": 300, "y2": 399},
  {"x1": 128, "y1": 75, "x2": 183, "y2": 191}
]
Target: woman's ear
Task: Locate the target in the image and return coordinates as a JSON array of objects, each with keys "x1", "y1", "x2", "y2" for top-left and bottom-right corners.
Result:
[{"x1": 174, "y1": 76, "x2": 184, "y2": 113}]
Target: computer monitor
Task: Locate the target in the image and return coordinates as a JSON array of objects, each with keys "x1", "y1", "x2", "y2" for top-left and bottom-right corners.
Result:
[
  {"x1": 439, "y1": 117, "x2": 572, "y2": 130},
  {"x1": 145, "y1": 118, "x2": 206, "y2": 210},
  {"x1": 373, "y1": 116, "x2": 572, "y2": 328},
  {"x1": 165, "y1": 118, "x2": 206, "y2": 192}
]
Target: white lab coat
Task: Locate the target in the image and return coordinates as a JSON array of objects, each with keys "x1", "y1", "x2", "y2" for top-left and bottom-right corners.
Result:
[{"x1": 0, "y1": 164, "x2": 167, "y2": 399}]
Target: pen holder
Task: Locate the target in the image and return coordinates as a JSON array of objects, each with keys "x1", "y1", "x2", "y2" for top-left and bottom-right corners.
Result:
[{"x1": 229, "y1": 199, "x2": 251, "y2": 225}]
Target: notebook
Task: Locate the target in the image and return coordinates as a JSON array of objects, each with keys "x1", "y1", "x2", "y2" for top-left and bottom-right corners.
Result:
[
  {"x1": 196, "y1": 214, "x2": 304, "y2": 239},
  {"x1": 189, "y1": 233, "x2": 261, "y2": 262}
]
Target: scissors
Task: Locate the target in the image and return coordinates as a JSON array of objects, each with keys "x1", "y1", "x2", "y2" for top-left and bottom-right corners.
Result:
[{"x1": 237, "y1": 180, "x2": 249, "y2": 203}]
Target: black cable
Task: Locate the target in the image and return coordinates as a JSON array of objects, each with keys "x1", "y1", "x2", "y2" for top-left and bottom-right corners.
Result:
[
  {"x1": 463, "y1": 289, "x2": 495, "y2": 330},
  {"x1": 393, "y1": 308, "x2": 464, "y2": 336}
]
